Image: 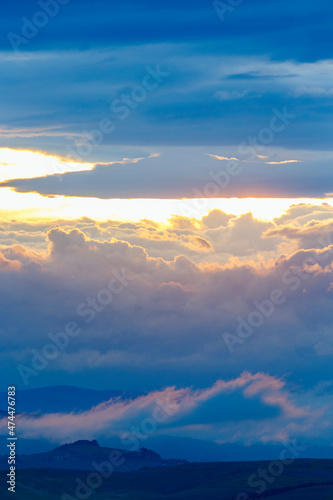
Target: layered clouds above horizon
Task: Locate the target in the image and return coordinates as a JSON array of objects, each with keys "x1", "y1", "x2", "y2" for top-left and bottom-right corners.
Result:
[
  {"x1": 1, "y1": 204, "x2": 333, "y2": 447},
  {"x1": 1, "y1": 0, "x2": 333, "y2": 451}
]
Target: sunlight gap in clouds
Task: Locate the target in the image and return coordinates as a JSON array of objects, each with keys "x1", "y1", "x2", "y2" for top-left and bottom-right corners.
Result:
[
  {"x1": 0, "y1": 148, "x2": 160, "y2": 183},
  {"x1": 0, "y1": 148, "x2": 95, "y2": 181},
  {"x1": 1, "y1": 187, "x2": 333, "y2": 222},
  {"x1": 1, "y1": 147, "x2": 332, "y2": 222}
]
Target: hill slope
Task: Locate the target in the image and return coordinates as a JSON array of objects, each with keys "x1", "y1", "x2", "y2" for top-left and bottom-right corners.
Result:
[{"x1": 1, "y1": 459, "x2": 333, "y2": 499}]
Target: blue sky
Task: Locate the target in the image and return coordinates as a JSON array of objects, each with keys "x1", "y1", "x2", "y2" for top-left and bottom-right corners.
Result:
[{"x1": 1, "y1": 0, "x2": 333, "y2": 199}]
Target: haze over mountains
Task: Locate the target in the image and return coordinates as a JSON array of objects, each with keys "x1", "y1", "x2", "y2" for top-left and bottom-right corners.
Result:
[
  {"x1": 0, "y1": 440, "x2": 186, "y2": 471},
  {"x1": 0, "y1": 385, "x2": 142, "y2": 414},
  {"x1": 2, "y1": 386, "x2": 333, "y2": 462}
]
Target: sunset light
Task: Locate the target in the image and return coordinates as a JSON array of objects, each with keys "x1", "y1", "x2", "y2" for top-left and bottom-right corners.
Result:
[{"x1": 1, "y1": 1, "x2": 333, "y2": 497}]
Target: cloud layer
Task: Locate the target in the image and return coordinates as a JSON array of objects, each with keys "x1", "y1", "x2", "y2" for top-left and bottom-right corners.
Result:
[
  {"x1": 0, "y1": 204, "x2": 332, "y2": 386},
  {"x1": 0, "y1": 372, "x2": 327, "y2": 446}
]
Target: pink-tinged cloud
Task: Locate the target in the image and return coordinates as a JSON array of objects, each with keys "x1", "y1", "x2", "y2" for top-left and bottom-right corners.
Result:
[
  {"x1": 266, "y1": 160, "x2": 301, "y2": 164},
  {"x1": 0, "y1": 373, "x2": 318, "y2": 445},
  {"x1": 0, "y1": 206, "x2": 333, "y2": 437}
]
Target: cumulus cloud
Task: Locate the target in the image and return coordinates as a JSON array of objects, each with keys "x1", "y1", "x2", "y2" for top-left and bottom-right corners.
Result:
[
  {"x1": 0, "y1": 210, "x2": 278, "y2": 263},
  {"x1": 274, "y1": 203, "x2": 333, "y2": 225},
  {"x1": 201, "y1": 209, "x2": 235, "y2": 229},
  {"x1": 1, "y1": 0, "x2": 333, "y2": 452},
  {"x1": 265, "y1": 218, "x2": 333, "y2": 251},
  {"x1": 0, "y1": 208, "x2": 330, "y2": 368},
  {"x1": 0, "y1": 204, "x2": 333, "y2": 444}
]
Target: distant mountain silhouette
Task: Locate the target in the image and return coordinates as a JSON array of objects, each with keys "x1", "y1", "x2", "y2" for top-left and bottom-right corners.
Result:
[{"x1": 0, "y1": 440, "x2": 186, "y2": 471}]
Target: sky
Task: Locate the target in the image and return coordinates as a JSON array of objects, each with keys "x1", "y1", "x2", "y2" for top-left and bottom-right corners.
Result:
[{"x1": 1, "y1": 0, "x2": 333, "y2": 453}]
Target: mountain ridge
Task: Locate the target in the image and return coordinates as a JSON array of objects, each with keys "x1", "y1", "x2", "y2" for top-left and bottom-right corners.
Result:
[{"x1": 0, "y1": 439, "x2": 187, "y2": 471}]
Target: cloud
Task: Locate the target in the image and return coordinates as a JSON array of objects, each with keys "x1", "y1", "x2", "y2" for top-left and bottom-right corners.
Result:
[
  {"x1": 265, "y1": 160, "x2": 301, "y2": 165},
  {"x1": 2, "y1": 0, "x2": 330, "y2": 66},
  {"x1": 1, "y1": 47, "x2": 333, "y2": 154},
  {"x1": 205, "y1": 212, "x2": 278, "y2": 256},
  {"x1": 0, "y1": 127, "x2": 83, "y2": 139},
  {"x1": 295, "y1": 87, "x2": 333, "y2": 97},
  {"x1": 2, "y1": 147, "x2": 332, "y2": 199},
  {"x1": 186, "y1": 235, "x2": 214, "y2": 252},
  {"x1": 274, "y1": 203, "x2": 333, "y2": 225},
  {"x1": 0, "y1": 206, "x2": 332, "y2": 391},
  {"x1": 0, "y1": 148, "x2": 95, "y2": 181},
  {"x1": 0, "y1": 148, "x2": 161, "y2": 184},
  {"x1": 0, "y1": 205, "x2": 333, "y2": 447},
  {"x1": 214, "y1": 90, "x2": 249, "y2": 101},
  {"x1": 265, "y1": 218, "x2": 333, "y2": 251},
  {"x1": 0, "y1": 372, "x2": 317, "y2": 445},
  {"x1": 206, "y1": 154, "x2": 240, "y2": 161},
  {"x1": 1, "y1": 0, "x2": 333, "y2": 451},
  {"x1": 201, "y1": 209, "x2": 235, "y2": 229}
]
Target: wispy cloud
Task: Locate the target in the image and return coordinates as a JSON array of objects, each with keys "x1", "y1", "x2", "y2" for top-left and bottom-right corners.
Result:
[
  {"x1": 206, "y1": 153, "x2": 240, "y2": 161},
  {"x1": 214, "y1": 90, "x2": 249, "y2": 101},
  {"x1": 0, "y1": 372, "x2": 314, "y2": 444},
  {"x1": 0, "y1": 126, "x2": 83, "y2": 139},
  {"x1": 265, "y1": 160, "x2": 301, "y2": 165}
]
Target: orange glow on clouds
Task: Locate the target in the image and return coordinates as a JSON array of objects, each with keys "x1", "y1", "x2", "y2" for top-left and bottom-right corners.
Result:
[{"x1": 0, "y1": 148, "x2": 332, "y2": 223}]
